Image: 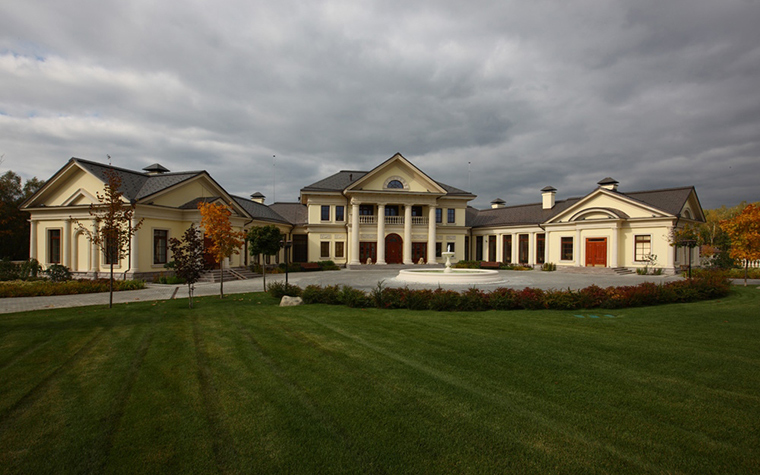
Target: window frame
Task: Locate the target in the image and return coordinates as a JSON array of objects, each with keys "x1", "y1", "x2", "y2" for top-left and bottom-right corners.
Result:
[
  {"x1": 447, "y1": 208, "x2": 455, "y2": 224},
  {"x1": 335, "y1": 205, "x2": 345, "y2": 222},
  {"x1": 634, "y1": 235, "x2": 652, "y2": 262},
  {"x1": 335, "y1": 241, "x2": 344, "y2": 258},
  {"x1": 153, "y1": 229, "x2": 169, "y2": 265},
  {"x1": 435, "y1": 208, "x2": 442, "y2": 224},
  {"x1": 320, "y1": 205, "x2": 330, "y2": 222},
  {"x1": 48, "y1": 228, "x2": 61, "y2": 264},
  {"x1": 561, "y1": 237, "x2": 574, "y2": 261},
  {"x1": 320, "y1": 241, "x2": 330, "y2": 258}
]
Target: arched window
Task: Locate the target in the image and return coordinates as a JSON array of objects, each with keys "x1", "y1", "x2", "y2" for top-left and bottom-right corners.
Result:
[{"x1": 387, "y1": 180, "x2": 404, "y2": 189}]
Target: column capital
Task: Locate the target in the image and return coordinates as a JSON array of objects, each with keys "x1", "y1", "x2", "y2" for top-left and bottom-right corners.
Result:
[{"x1": 350, "y1": 198, "x2": 362, "y2": 206}]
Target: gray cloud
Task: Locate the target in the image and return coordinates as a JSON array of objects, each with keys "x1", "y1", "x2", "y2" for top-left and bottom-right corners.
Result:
[{"x1": 1, "y1": 0, "x2": 758, "y2": 210}]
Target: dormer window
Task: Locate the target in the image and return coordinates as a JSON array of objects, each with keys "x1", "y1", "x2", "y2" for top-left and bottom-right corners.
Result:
[{"x1": 387, "y1": 180, "x2": 404, "y2": 189}]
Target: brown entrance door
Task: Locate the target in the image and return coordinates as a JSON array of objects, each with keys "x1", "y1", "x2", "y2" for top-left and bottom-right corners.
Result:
[
  {"x1": 385, "y1": 233, "x2": 403, "y2": 264},
  {"x1": 412, "y1": 242, "x2": 427, "y2": 263},
  {"x1": 585, "y1": 238, "x2": 607, "y2": 267}
]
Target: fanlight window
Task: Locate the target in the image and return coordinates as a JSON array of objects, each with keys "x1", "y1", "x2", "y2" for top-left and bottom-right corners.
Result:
[{"x1": 387, "y1": 180, "x2": 404, "y2": 189}]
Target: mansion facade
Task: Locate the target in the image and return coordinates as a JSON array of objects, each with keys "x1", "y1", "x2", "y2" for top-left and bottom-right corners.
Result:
[{"x1": 22, "y1": 153, "x2": 704, "y2": 278}]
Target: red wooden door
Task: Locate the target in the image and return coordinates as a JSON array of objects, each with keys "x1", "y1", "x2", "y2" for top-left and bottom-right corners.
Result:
[
  {"x1": 585, "y1": 238, "x2": 607, "y2": 267},
  {"x1": 385, "y1": 234, "x2": 403, "y2": 264},
  {"x1": 412, "y1": 242, "x2": 427, "y2": 263}
]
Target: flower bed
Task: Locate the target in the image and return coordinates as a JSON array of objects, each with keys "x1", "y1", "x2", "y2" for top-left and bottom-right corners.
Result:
[{"x1": 288, "y1": 271, "x2": 731, "y2": 311}]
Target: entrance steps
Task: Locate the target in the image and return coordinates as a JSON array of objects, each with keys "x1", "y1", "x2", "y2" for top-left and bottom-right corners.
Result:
[
  {"x1": 198, "y1": 267, "x2": 259, "y2": 283},
  {"x1": 557, "y1": 266, "x2": 633, "y2": 275}
]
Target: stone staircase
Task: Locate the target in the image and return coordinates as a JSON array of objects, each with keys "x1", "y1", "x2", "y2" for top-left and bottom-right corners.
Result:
[{"x1": 198, "y1": 267, "x2": 259, "y2": 283}]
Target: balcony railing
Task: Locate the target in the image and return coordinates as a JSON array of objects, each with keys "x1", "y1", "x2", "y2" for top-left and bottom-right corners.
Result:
[{"x1": 356, "y1": 216, "x2": 430, "y2": 226}]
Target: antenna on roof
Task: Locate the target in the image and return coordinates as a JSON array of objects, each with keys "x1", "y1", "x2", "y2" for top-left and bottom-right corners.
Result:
[
  {"x1": 272, "y1": 155, "x2": 276, "y2": 204},
  {"x1": 468, "y1": 161, "x2": 471, "y2": 191},
  {"x1": 107, "y1": 154, "x2": 112, "y2": 166}
]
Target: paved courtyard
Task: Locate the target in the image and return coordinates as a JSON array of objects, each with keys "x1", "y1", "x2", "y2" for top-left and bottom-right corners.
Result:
[{"x1": 6, "y1": 266, "x2": 751, "y2": 315}]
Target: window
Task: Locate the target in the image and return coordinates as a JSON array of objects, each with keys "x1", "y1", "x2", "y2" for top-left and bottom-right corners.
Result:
[
  {"x1": 48, "y1": 229, "x2": 61, "y2": 264},
  {"x1": 359, "y1": 204, "x2": 374, "y2": 215},
  {"x1": 320, "y1": 241, "x2": 330, "y2": 258},
  {"x1": 435, "y1": 208, "x2": 442, "y2": 223},
  {"x1": 321, "y1": 205, "x2": 330, "y2": 221},
  {"x1": 154, "y1": 230, "x2": 168, "y2": 265},
  {"x1": 385, "y1": 205, "x2": 400, "y2": 216},
  {"x1": 475, "y1": 236, "x2": 483, "y2": 261},
  {"x1": 387, "y1": 180, "x2": 404, "y2": 189},
  {"x1": 503, "y1": 235, "x2": 512, "y2": 264},
  {"x1": 436, "y1": 242, "x2": 442, "y2": 258},
  {"x1": 447, "y1": 208, "x2": 455, "y2": 224},
  {"x1": 635, "y1": 235, "x2": 651, "y2": 261},
  {"x1": 464, "y1": 236, "x2": 470, "y2": 260},
  {"x1": 411, "y1": 206, "x2": 422, "y2": 217},
  {"x1": 518, "y1": 234, "x2": 529, "y2": 264},
  {"x1": 335, "y1": 205, "x2": 344, "y2": 222},
  {"x1": 445, "y1": 242, "x2": 455, "y2": 253},
  {"x1": 561, "y1": 237, "x2": 573, "y2": 260},
  {"x1": 104, "y1": 232, "x2": 119, "y2": 265},
  {"x1": 536, "y1": 233, "x2": 545, "y2": 264},
  {"x1": 335, "y1": 242, "x2": 344, "y2": 258}
]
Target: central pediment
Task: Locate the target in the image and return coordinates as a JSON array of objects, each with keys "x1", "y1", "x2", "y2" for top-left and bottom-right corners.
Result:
[{"x1": 345, "y1": 153, "x2": 447, "y2": 195}]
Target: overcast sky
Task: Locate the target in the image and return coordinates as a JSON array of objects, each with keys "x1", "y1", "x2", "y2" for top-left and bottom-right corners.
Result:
[{"x1": 2, "y1": 0, "x2": 759, "y2": 210}]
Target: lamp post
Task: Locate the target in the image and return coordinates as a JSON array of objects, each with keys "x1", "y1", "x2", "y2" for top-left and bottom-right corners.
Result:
[
  {"x1": 282, "y1": 240, "x2": 293, "y2": 285},
  {"x1": 681, "y1": 239, "x2": 696, "y2": 279}
]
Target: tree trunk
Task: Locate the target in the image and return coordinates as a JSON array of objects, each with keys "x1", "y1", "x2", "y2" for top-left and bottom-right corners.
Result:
[
  {"x1": 745, "y1": 260, "x2": 749, "y2": 287},
  {"x1": 263, "y1": 264, "x2": 267, "y2": 292},
  {"x1": 220, "y1": 261, "x2": 225, "y2": 298},
  {"x1": 109, "y1": 262, "x2": 114, "y2": 308},
  {"x1": 188, "y1": 283, "x2": 193, "y2": 308}
]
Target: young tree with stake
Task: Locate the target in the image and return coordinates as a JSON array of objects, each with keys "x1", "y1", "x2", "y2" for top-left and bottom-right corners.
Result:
[
  {"x1": 198, "y1": 201, "x2": 245, "y2": 298},
  {"x1": 247, "y1": 225, "x2": 284, "y2": 292},
  {"x1": 168, "y1": 224, "x2": 205, "y2": 308}
]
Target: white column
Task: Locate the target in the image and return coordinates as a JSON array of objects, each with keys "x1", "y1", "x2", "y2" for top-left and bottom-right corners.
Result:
[
  {"x1": 496, "y1": 234, "x2": 503, "y2": 263},
  {"x1": 90, "y1": 219, "x2": 99, "y2": 274},
  {"x1": 529, "y1": 231, "x2": 536, "y2": 265},
  {"x1": 575, "y1": 229, "x2": 582, "y2": 267},
  {"x1": 62, "y1": 219, "x2": 71, "y2": 268},
  {"x1": 610, "y1": 225, "x2": 619, "y2": 268},
  {"x1": 349, "y1": 201, "x2": 361, "y2": 265},
  {"x1": 376, "y1": 204, "x2": 386, "y2": 265},
  {"x1": 427, "y1": 206, "x2": 437, "y2": 264},
  {"x1": 403, "y1": 204, "x2": 413, "y2": 264},
  {"x1": 29, "y1": 219, "x2": 37, "y2": 261},
  {"x1": 131, "y1": 217, "x2": 140, "y2": 275},
  {"x1": 511, "y1": 234, "x2": 518, "y2": 264}
]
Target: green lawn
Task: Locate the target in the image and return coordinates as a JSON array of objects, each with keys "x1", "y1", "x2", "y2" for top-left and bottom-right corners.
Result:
[{"x1": 1, "y1": 287, "x2": 758, "y2": 474}]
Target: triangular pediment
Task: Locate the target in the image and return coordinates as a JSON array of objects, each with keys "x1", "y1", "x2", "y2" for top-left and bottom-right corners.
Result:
[
  {"x1": 22, "y1": 160, "x2": 108, "y2": 209},
  {"x1": 546, "y1": 188, "x2": 672, "y2": 224},
  {"x1": 345, "y1": 153, "x2": 447, "y2": 194}
]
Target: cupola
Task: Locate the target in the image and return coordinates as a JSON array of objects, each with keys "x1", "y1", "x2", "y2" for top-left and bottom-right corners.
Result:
[
  {"x1": 250, "y1": 192, "x2": 265, "y2": 204},
  {"x1": 597, "y1": 177, "x2": 619, "y2": 191},
  {"x1": 490, "y1": 198, "x2": 506, "y2": 209},
  {"x1": 143, "y1": 163, "x2": 170, "y2": 175}
]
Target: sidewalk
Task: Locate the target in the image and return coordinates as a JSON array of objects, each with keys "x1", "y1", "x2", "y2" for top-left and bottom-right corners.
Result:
[{"x1": 2, "y1": 267, "x2": 730, "y2": 315}]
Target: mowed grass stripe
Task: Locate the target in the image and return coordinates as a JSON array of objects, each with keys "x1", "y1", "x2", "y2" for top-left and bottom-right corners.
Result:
[{"x1": 0, "y1": 288, "x2": 758, "y2": 474}]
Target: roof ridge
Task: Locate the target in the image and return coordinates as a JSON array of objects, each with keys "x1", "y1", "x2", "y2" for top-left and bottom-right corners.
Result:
[{"x1": 72, "y1": 157, "x2": 148, "y2": 177}]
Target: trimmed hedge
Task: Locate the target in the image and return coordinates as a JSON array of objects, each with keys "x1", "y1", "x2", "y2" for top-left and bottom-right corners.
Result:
[
  {"x1": 298, "y1": 271, "x2": 731, "y2": 311},
  {"x1": 0, "y1": 279, "x2": 146, "y2": 298}
]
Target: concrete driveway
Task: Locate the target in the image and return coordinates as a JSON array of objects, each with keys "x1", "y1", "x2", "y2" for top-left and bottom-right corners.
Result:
[{"x1": 1, "y1": 267, "x2": 715, "y2": 315}]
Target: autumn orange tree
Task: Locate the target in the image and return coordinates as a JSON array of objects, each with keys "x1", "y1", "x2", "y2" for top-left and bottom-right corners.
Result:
[
  {"x1": 198, "y1": 201, "x2": 245, "y2": 298},
  {"x1": 720, "y1": 203, "x2": 760, "y2": 286},
  {"x1": 74, "y1": 168, "x2": 143, "y2": 308}
]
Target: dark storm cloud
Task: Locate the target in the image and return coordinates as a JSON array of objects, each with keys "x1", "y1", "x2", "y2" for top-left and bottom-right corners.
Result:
[{"x1": 1, "y1": 0, "x2": 758, "y2": 209}]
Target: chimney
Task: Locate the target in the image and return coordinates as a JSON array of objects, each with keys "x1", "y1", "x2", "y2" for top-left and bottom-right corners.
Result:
[
  {"x1": 250, "y1": 192, "x2": 266, "y2": 204},
  {"x1": 541, "y1": 186, "x2": 556, "y2": 209},
  {"x1": 490, "y1": 198, "x2": 506, "y2": 209},
  {"x1": 142, "y1": 163, "x2": 170, "y2": 175},
  {"x1": 597, "y1": 177, "x2": 619, "y2": 191}
]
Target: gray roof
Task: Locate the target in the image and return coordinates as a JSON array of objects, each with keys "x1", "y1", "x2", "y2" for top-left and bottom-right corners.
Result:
[
  {"x1": 74, "y1": 158, "x2": 203, "y2": 201},
  {"x1": 468, "y1": 186, "x2": 700, "y2": 228},
  {"x1": 231, "y1": 196, "x2": 291, "y2": 224},
  {"x1": 301, "y1": 170, "x2": 474, "y2": 196},
  {"x1": 269, "y1": 202, "x2": 308, "y2": 225}
]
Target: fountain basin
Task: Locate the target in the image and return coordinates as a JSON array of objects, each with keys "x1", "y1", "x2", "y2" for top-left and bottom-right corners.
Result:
[{"x1": 397, "y1": 268, "x2": 501, "y2": 284}]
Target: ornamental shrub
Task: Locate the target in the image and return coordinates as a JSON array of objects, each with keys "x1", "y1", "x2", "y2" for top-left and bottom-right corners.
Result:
[
  {"x1": 429, "y1": 289, "x2": 461, "y2": 311},
  {"x1": 488, "y1": 288, "x2": 519, "y2": 310},
  {"x1": 340, "y1": 285, "x2": 372, "y2": 308},
  {"x1": 45, "y1": 264, "x2": 72, "y2": 282},
  {"x1": 458, "y1": 288, "x2": 489, "y2": 311},
  {"x1": 267, "y1": 281, "x2": 303, "y2": 299}
]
